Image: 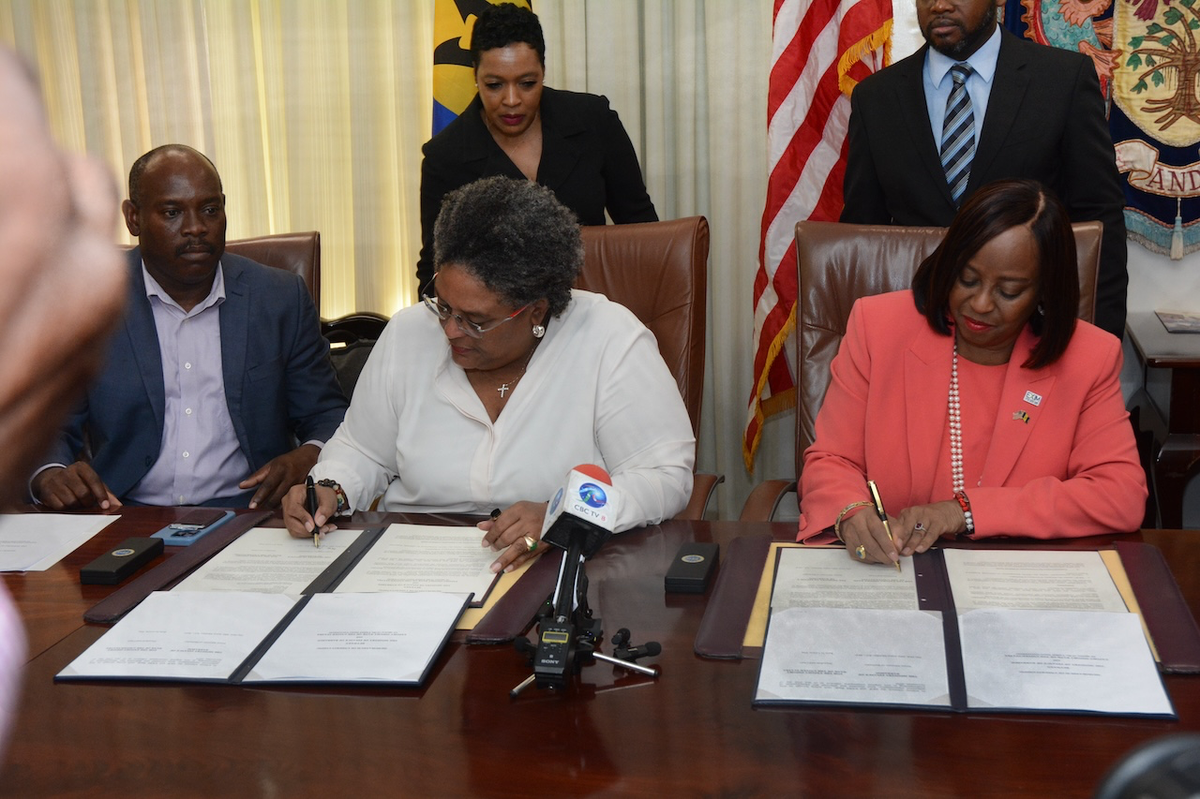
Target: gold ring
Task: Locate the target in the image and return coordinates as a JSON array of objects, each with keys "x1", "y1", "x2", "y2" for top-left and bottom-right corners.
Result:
[
  {"x1": 855, "y1": 545, "x2": 866, "y2": 560},
  {"x1": 523, "y1": 535, "x2": 537, "y2": 553}
]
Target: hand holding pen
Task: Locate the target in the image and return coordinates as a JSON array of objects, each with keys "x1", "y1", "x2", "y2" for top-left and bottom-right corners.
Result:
[
  {"x1": 279, "y1": 477, "x2": 338, "y2": 541},
  {"x1": 866, "y1": 480, "x2": 901, "y2": 573},
  {"x1": 306, "y1": 476, "x2": 320, "y2": 548},
  {"x1": 837, "y1": 482, "x2": 902, "y2": 568}
]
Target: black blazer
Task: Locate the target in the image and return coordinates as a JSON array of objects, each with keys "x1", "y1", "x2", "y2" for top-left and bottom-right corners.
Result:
[
  {"x1": 841, "y1": 29, "x2": 1128, "y2": 338},
  {"x1": 417, "y1": 87, "x2": 658, "y2": 293}
]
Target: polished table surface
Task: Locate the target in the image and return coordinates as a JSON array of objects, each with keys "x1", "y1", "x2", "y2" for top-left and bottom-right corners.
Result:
[{"x1": 2, "y1": 509, "x2": 1199, "y2": 798}]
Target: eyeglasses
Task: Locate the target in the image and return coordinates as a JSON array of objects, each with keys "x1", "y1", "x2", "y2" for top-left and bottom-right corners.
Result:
[{"x1": 421, "y1": 291, "x2": 531, "y2": 339}]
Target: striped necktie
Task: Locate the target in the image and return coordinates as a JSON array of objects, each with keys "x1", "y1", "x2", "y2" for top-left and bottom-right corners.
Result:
[{"x1": 940, "y1": 63, "x2": 975, "y2": 206}]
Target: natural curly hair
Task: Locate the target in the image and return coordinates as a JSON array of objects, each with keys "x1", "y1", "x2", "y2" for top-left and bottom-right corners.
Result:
[
  {"x1": 433, "y1": 176, "x2": 581, "y2": 318},
  {"x1": 470, "y1": 3, "x2": 545, "y2": 68}
]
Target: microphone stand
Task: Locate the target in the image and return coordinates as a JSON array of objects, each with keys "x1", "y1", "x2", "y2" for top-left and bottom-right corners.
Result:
[{"x1": 510, "y1": 530, "x2": 660, "y2": 698}]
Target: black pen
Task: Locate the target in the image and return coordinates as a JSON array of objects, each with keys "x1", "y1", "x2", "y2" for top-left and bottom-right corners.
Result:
[
  {"x1": 306, "y1": 475, "x2": 320, "y2": 548},
  {"x1": 866, "y1": 480, "x2": 901, "y2": 572}
]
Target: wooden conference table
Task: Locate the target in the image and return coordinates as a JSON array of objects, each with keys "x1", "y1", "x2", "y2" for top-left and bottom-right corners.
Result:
[{"x1": 2, "y1": 508, "x2": 1199, "y2": 798}]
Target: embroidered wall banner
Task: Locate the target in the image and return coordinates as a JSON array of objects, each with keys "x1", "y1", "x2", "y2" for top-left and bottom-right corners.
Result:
[{"x1": 1010, "y1": 0, "x2": 1200, "y2": 258}]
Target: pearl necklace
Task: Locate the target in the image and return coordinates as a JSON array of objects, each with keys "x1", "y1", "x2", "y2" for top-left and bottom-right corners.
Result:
[{"x1": 949, "y1": 342, "x2": 964, "y2": 493}]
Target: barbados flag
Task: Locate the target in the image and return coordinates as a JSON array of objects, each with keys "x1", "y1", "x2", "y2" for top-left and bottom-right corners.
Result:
[{"x1": 433, "y1": 0, "x2": 533, "y2": 135}]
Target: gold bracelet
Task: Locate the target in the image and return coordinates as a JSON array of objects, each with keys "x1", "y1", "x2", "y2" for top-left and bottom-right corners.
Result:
[{"x1": 834, "y1": 500, "x2": 873, "y2": 542}]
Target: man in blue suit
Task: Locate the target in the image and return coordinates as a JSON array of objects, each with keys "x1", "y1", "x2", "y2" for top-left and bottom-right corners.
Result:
[{"x1": 32, "y1": 144, "x2": 347, "y2": 510}]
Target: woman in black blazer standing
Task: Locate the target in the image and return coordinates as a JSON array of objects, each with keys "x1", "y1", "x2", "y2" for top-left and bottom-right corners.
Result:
[{"x1": 417, "y1": 2, "x2": 658, "y2": 294}]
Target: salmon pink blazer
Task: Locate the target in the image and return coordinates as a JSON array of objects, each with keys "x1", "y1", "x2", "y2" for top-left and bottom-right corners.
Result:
[{"x1": 798, "y1": 291, "x2": 1146, "y2": 543}]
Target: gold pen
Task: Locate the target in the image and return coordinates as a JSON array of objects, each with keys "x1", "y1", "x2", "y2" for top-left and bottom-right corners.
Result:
[{"x1": 866, "y1": 480, "x2": 901, "y2": 572}]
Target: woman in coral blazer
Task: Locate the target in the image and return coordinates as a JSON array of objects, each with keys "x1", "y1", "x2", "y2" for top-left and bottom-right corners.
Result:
[{"x1": 798, "y1": 180, "x2": 1146, "y2": 565}]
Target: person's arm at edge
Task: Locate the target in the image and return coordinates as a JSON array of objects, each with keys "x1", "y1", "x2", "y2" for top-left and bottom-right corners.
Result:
[
  {"x1": 307, "y1": 313, "x2": 405, "y2": 513},
  {"x1": 240, "y1": 275, "x2": 347, "y2": 508},
  {"x1": 797, "y1": 299, "x2": 876, "y2": 542},
  {"x1": 592, "y1": 311, "x2": 694, "y2": 532}
]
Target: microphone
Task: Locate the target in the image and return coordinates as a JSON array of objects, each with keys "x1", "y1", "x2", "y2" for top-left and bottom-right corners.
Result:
[
  {"x1": 609, "y1": 627, "x2": 661, "y2": 662},
  {"x1": 531, "y1": 465, "x2": 621, "y2": 690},
  {"x1": 539, "y1": 464, "x2": 621, "y2": 559},
  {"x1": 615, "y1": 642, "x2": 661, "y2": 661}
]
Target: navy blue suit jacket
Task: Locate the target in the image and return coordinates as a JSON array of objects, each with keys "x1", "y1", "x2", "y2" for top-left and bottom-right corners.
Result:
[
  {"x1": 841, "y1": 29, "x2": 1129, "y2": 338},
  {"x1": 41, "y1": 249, "x2": 347, "y2": 503}
]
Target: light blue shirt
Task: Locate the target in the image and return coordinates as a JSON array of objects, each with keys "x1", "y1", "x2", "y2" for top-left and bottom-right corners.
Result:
[
  {"x1": 923, "y1": 25, "x2": 1001, "y2": 149},
  {"x1": 130, "y1": 263, "x2": 251, "y2": 505}
]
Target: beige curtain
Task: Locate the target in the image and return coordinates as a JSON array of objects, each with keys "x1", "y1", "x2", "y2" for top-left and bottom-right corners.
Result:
[{"x1": 0, "y1": 0, "x2": 794, "y2": 519}]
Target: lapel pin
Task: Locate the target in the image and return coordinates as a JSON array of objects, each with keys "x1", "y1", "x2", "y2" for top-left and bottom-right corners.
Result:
[
  {"x1": 1013, "y1": 410, "x2": 1031, "y2": 424},
  {"x1": 1023, "y1": 390, "x2": 1042, "y2": 407}
]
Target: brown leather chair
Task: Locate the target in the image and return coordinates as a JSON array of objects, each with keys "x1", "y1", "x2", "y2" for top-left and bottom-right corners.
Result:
[
  {"x1": 739, "y1": 219, "x2": 1103, "y2": 521},
  {"x1": 224, "y1": 231, "x2": 321, "y2": 306},
  {"x1": 577, "y1": 216, "x2": 721, "y2": 519}
]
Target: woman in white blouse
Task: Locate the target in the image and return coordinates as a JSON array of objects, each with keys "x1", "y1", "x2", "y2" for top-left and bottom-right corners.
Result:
[{"x1": 282, "y1": 176, "x2": 695, "y2": 573}]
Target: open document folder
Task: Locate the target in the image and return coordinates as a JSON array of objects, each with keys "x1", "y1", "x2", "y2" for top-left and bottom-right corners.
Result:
[
  {"x1": 754, "y1": 548, "x2": 1175, "y2": 718},
  {"x1": 173, "y1": 524, "x2": 500, "y2": 606},
  {"x1": 57, "y1": 590, "x2": 468, "y2": 686}
]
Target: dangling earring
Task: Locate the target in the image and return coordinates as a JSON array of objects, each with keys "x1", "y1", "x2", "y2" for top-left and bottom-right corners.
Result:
[
  {"x1": 532, "y1": 324, "x2": 545, "y2": 339},
  {"x1": 1037, "y1": 302, "x2": 1045, "y2": 316}
]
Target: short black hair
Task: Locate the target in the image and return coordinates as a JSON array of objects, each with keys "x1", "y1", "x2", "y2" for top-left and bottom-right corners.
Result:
[
  {"x1": 470, "y1": 3, "x2": 545, "y2": 68},
  {"x1": 127, "y1": 144, "x2": 220, "y2": 206},
  {"x1": 433, "y1": 176, "x2": 580, "y2": 318},
  {"x1": 911, "y1": 179, "x2": 1079, "y2": 369}
]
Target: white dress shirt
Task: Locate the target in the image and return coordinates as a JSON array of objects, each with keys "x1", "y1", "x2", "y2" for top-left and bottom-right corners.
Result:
[
  {"x1": 311, "y1": 290, "x2": 695, "y2": 532},
  {"x1": 130, "y1": 264, "x2": 251, "y2": 504}
]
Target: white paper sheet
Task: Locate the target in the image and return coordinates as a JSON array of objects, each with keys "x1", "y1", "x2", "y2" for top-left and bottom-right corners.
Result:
[
  {"x1": 173, "y1": 527, "x2": 358, "y2": 595},
  {"x1": 771, "y1": 547, "x2": 919, "y2": 611},
  {"x1": 960, "y1": 608, "x2": 1173, "y2": 715},
  {"x1": 757, "y1": 606, "x2": 950, "y2": 706},
  {"x1": 0, "y1": 513, "x2": 120, "y2": 572},
  {"x1": 943, "y1": 549, "x2": 1127, "y2": 613},
  {"x1": 57, "y1": 591, "x2": 296, "y2": 681},
  {"x1": 333, "y1": 524, "x2": 497, "y2": 601},
  {"x1": 243, "y1": 591, "x2": 467, "y2": 684}
]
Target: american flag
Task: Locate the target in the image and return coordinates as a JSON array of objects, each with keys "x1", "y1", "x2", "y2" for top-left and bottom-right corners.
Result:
[{"x1": 743, "y1": 0, "x2": 892, "y2": 471}]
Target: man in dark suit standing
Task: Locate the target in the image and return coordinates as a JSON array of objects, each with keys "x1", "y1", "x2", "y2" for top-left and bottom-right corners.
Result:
[
  {"x1": 32, "y1": 144, "x2": 347, "y2": 510},
  {"x1": 841, "y1": 0, "x2": 1128, "y2": 338}
]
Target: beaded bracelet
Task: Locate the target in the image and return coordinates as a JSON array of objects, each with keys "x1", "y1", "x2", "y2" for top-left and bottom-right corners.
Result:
[
  {"x1": 834, "y1": 500, "x2": 873, "y2": 542},
  {"x1": 316, "y1": 478, "x2": 350, "y2": 516},
  {"x1": 953, "y1": 490, "x2": 975, "y2": 535}
]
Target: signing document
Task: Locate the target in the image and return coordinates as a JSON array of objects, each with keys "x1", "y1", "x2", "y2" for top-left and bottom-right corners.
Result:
[
  {"x1": 942, "y1": 549, "x2": 1127, "y2": 612},
  {"x1": 173, "y1": 527, "x2": 358, "y2": 595},
  {"x1": 58, "y1": 591, "x2": 295, "y2": 682},
  {"x1": 57, "y1": 590, "x2": 468, "y2": 687},
  {"x1": 942, "y1": 549, "x2": 1170, "y2": 715},
  {"x1": 755, "y1": 547, "x2": 1174, "y2": 717},
  {"x1": 0, "y1": 513, "x2": 119, "y2": 571},
  {"x1": 334, "y1": 524, "x2": 497, "y2": 603},
  {"x1": 757, "y1": 547, "x2": 950, "y2": 707},
  {"x1": 243, "y1": 592, "x2": 468, "y2": 685}
]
